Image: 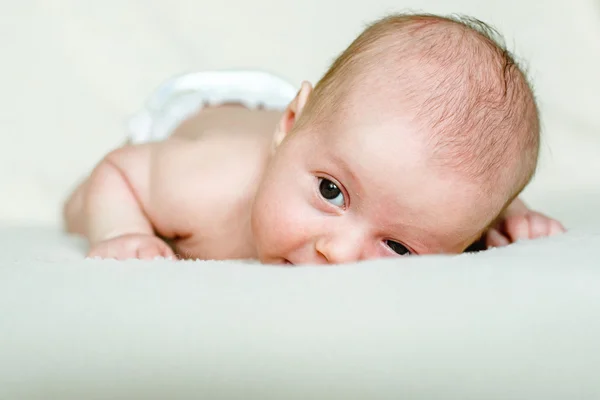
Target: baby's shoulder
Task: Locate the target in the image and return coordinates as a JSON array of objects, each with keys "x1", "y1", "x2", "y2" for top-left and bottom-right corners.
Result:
[
  {"x1": 149, "y1": 133, "x2": 268, "y2": 235},
  {"x1": 184, "y1": 132, "x2": 269, "y2": 200},
  {"x1": 148, "y1": 133, "x2": 267, "y2": 258}
]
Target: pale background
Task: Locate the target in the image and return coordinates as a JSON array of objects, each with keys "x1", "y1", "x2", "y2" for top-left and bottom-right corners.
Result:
[
  {"x1": 1, "y1": 0, "x2": 599, "y2": 227},
  {"x1": 2, "y1": 3, "x2": 600, "y2": 397}
]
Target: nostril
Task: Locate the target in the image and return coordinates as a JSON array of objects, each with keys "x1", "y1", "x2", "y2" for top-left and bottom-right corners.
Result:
[
  {"x1": 314, "y1": 246, "x2": 325, "y2": 261},
  {"x1": 315, "y1": 249, "x2": 330, "y2": 264}
]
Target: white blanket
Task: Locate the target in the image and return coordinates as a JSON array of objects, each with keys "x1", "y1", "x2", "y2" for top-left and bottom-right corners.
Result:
[
  {"x1": 2, "y1": 225, "x2": 600, "y2": 399},
  {"x1": 1, "y1": 0, "x2": 600, "y2": 398}
]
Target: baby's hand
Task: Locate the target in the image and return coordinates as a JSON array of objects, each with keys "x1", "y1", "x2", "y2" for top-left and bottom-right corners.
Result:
[
  {"x1": 485, "y1": 210, "x2": 566, "y2": 248},
  {"x1": 87, "y1": 233, "x2": 175, "y2": 260}
]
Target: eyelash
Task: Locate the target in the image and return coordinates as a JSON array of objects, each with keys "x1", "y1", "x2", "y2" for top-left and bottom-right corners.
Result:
[{"x1": 385, "y1": 240, "x2": 412, "y2": 256}]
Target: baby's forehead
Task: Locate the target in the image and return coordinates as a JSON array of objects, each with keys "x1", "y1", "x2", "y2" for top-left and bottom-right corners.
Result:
[
  {"x1": 306, "y1": 116, "x2": 432, "y2": 189},
  {"x1": 303, "y1": 126, "x2": 492, "y2": 251},
  {"x1": 318, "y1": 103, "x2": 429, "y2": 153}
]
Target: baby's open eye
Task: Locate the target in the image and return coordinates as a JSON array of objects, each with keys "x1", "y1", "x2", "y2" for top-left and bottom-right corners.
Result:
[
  {"x1": 318, "y1": 178, "x2": 345, "y2": 207},
  {"x1": 386, "y1": 240, "x2": 410, "y2": 255}
]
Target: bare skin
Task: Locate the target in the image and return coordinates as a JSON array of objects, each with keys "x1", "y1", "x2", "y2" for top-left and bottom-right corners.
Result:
[
  {"x1": 65, "y1": 105, "x2": 281, "y2": 260},
  {"x1": 64, "y1": 84, "x2": 565, "y2": 262}
]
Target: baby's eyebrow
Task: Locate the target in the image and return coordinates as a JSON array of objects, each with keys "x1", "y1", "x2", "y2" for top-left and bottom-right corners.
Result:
[{"x1": 328, "y1": 152, "x2": 364, "y2": 194}]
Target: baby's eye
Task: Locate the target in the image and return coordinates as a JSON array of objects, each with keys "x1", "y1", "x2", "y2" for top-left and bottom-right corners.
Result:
[
  {"x1": 386, "y1": 240, "x2": 410, "y2": 256},
  {"x1": 318, "y1": 178, "x2": 345, "y2": 207}
]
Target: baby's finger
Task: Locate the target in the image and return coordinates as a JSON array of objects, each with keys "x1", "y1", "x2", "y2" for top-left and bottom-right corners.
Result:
[
  {"x1": 486, "y1": 228, "x2": 510, "y2": 248},
  {"x1": 88, "y1": 243, "x2": 124, "y2": 260},
  {"x1": 137, "y1": 244, "x2": 162, "y2": 260},
  {"x1": 528, "y1": 213, "x2": 552, "y2": 239},
  {"x1": 136, "y1": 240, "x2": 175, "y2": 260},
  {"x1": 549, "y1": 220, "x2": 567, "y2": 236},
  {"x1": 504, "y1": 216, "x2": 530, "y2": 242},
  {"x1": 86, "y1": 247, "x2": 104, "y2": 259},
  {"x1": 159, "y1": 243, "x2": 176, "y2": 259}
]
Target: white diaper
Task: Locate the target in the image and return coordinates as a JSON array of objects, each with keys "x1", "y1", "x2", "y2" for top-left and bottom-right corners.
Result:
[{"x1": 127, "y1": 70, "x2": 298, "y2": 143}]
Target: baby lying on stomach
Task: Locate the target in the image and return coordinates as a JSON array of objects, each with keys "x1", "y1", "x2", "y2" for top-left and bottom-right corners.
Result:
[{"x1": 64, "y1": 13, "x2": 565, "y2": 264}]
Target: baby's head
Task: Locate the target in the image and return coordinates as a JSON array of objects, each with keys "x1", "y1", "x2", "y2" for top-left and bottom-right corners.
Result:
[{"x1": 251, "y1": 13, "x2": 540, "y2": 265}]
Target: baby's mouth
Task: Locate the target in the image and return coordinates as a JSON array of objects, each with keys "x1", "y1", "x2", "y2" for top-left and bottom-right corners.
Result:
[{"x1": 283, "y1": 259, "x2": 294, "y2": 266}]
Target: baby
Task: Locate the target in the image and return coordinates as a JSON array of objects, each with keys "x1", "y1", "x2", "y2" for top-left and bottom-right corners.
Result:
[{"x1": 64, "y1": 13, "x2": 565, "y2": 264}]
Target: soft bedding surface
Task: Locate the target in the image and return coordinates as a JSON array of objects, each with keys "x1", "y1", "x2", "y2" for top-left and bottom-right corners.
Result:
[
  {"x1": 2, "y1": 0, "x2": 600, "y2": 398},
  {"x1": 2, "y1": 225, "x2": 600, "y2": 399}
]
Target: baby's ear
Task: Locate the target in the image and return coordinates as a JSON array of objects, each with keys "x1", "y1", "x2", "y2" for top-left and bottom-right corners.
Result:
[{"x1": 273, "y1": 81, "x2": 313, "y2": 147}]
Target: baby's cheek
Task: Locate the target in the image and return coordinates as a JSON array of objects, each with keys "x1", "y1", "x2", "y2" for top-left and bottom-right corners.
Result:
[
  {"x1": 270, "y1": 196, "x2": 311, "y2": 235},
  {"x1": 252, "y1": 189, "x2": 295, "y2": 239},
  {"x1": 268, "y1": 197, "x2": 316, "y2": 250},
  {"x1": 252, "y1": 170, "x2": 321, "y2": 256}
]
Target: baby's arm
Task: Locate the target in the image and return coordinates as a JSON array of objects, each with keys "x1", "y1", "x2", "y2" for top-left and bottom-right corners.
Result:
[
  {"x1": 64, "y1": 139, "x2": 198, "y2": 259},
  {"x1": 83, "y1": 144, "x2": 155, "y2": 243}
]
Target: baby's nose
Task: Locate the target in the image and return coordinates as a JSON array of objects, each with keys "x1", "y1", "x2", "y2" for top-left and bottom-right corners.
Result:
[{"x1": 315, "y1": 232, "x2": 365, "y2": 264}]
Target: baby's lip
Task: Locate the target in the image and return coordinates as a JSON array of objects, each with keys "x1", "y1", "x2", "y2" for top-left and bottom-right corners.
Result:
[{"x1": 283, "y1": 258, "x2": 295, "y2": 266}]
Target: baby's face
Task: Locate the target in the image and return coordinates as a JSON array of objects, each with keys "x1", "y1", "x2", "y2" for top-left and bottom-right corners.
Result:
[{"x1": 251, "y1": 114, "x2": 499, "y2": 265}]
